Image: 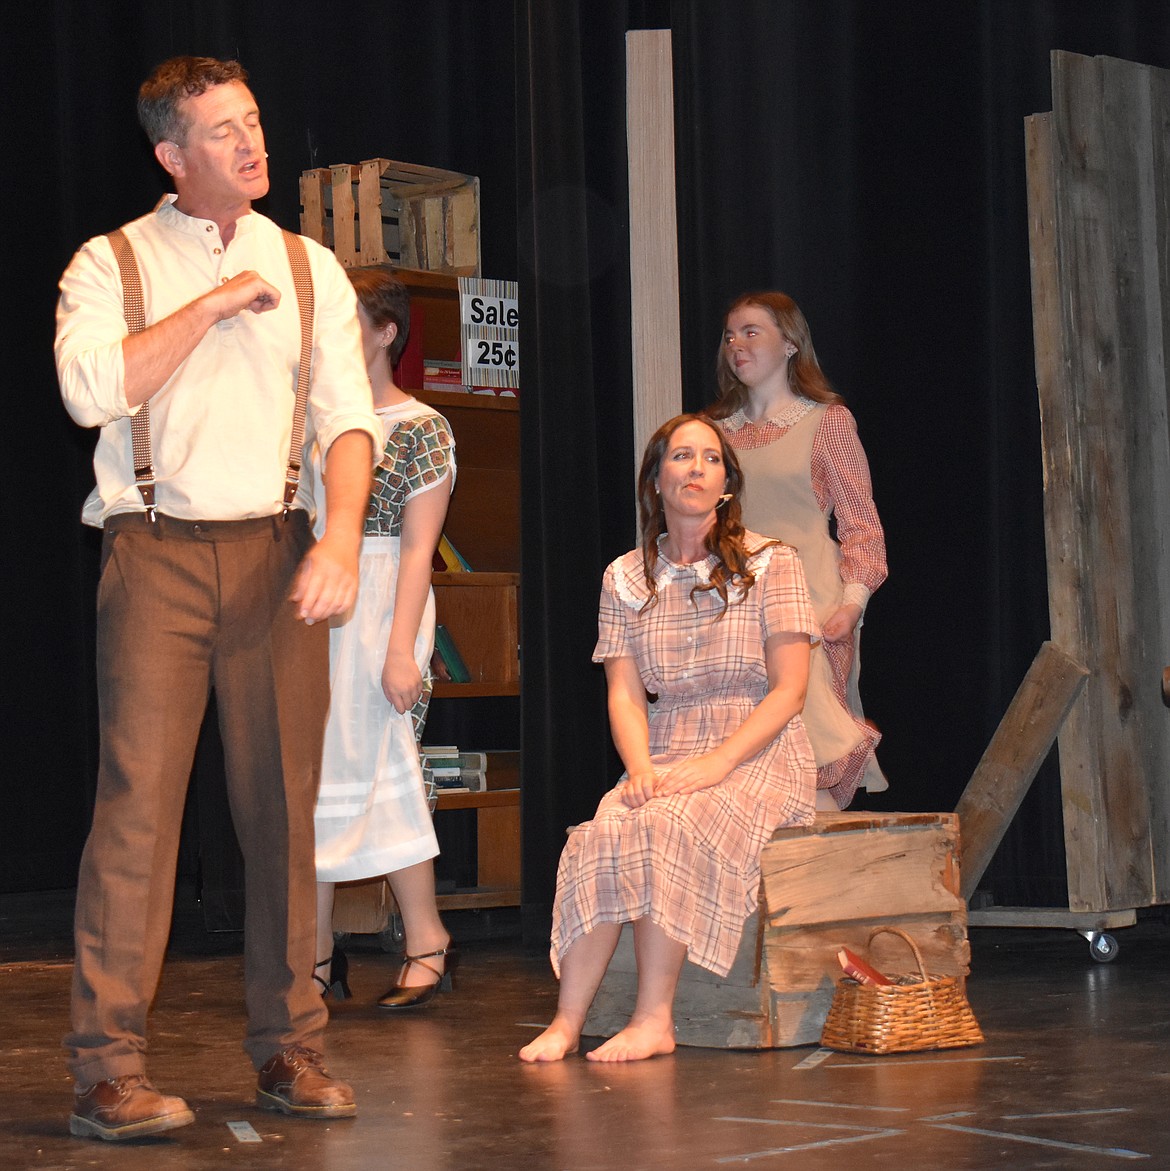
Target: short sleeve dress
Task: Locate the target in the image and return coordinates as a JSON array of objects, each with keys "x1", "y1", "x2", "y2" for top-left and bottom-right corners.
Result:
[
  {"x1": 314, "y1": 398, "x2": 455, "y2": 883},
  {"x1": 549, "y1": 536, "x2": 818, "y2": 978}
]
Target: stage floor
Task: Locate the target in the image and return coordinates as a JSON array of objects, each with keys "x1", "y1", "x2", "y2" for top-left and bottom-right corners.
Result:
[{"x1": 1, "y1": 889, "x2": 1167, "y2": 1169}]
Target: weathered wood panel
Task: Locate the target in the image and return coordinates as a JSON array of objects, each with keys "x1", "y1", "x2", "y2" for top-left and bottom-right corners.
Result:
[
  {"x1": 626, "y1": 30, "x2": 683, "y2": 491},
  {"x1": 1029, "y1": 51, "x2": 1170, "y2": 910},
  {"x1": 761, "y1": 822, "x2": 963, "y2": 925},
  {"x1": 956, "y1": 641, "x2": 1089, "y2": 899}
]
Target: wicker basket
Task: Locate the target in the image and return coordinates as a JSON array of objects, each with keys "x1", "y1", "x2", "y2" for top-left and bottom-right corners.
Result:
[{"x1": 820, "y1": 927, "x2": 984, "y2": 1055}]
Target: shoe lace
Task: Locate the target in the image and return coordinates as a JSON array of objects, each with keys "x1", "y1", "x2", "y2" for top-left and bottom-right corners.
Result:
[{"x1": 282, "y1": 1045, "x2": 325, "y2": 1070}]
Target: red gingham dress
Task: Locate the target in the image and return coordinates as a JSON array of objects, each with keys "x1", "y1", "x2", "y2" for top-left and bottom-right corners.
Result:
[{"x1": 550, "y1": 537, "x2": 818, "y2": 978}]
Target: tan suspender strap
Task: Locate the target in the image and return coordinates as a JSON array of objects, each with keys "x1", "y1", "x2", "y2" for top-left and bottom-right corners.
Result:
[
  {"x1": 107, "y1": 228, "x2": 157, "y2": 521},
  {"x1": 105, "y1": 226, "x2": 316, "y2": 523},
  {"x1": 281, "y1": 229, "x2": 315, "y2": 517}
]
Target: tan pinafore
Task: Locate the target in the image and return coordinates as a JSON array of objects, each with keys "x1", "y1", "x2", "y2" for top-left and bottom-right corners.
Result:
[{"x1": 733, "y1": 405, "x2": 884, "y2": 793}]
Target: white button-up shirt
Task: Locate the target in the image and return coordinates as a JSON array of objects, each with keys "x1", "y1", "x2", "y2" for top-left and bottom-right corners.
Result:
[{"x1": 55, "y1": 196, "x2": 380, "y2": 526}]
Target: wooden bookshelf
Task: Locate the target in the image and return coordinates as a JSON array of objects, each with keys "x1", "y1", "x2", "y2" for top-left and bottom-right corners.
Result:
[
  {"x1": 403, "y1": 275, "x2": 521, "y2": 913},
  {"x1": 432, "y1": 572, "x2": 519, "y2": 697},
  {"x1": 302, "y1": 177, "x2": 521, "y2": 932}
]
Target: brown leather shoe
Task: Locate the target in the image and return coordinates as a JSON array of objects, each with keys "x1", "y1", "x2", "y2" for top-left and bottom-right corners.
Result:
[
  {"x1": 69, "y1": 1074, "x2": 195, "y2": 1141},
  {"x1": 255, "y1": 1046, "x2": 356, "y2": 1119}
]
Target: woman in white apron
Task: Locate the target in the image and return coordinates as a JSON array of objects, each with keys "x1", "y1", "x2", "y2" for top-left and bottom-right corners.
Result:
[{"x1": 313, "y1": 267, "x2": 457, "y2": 1008}]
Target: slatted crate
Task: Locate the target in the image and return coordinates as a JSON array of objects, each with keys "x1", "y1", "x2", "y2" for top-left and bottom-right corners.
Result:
[{"x1": 300, "y1": 158, "x2": 480, "y2": 274}]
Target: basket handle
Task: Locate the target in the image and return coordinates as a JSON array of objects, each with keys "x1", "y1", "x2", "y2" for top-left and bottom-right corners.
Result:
[{"x1": 867, "y1": 926, "x2": 929, "y2": 983}]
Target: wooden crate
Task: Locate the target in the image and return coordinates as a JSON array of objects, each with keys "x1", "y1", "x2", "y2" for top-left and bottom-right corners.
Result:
[
  {"x1": 583, "y1": 811, "x2": 969, "y2": 1049},
  {"x1": 300, "y1": 158, "x2": 480, "y2": 274}
]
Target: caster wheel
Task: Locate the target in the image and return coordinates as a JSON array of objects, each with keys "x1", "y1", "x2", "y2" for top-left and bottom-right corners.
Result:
[
  {"x1": 377, "y1": 913, "x2": 405, "y2": 951},
  {"x1": 1087, "y1": 932, "x2": 1119, "y2": 962}
]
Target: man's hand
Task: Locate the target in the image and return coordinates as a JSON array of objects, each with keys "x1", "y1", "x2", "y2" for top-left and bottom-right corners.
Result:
[
  {"x1": 202, "y1": 271, "x2": 281, "y2": 320},
  {"x1": 122, "y1": 271, "x2": 283, "y2": 408},
  {"x1": 289, "y1": 530, "x2": 360, "y2": 623}
]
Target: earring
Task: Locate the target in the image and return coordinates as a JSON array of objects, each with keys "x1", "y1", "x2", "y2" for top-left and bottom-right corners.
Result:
[{"x1": 785, "y1": 345, "x2": 797, "y2": 358}]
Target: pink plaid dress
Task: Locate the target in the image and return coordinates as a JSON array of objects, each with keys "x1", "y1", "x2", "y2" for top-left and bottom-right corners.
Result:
[{"x1": 550, "y1": 536, "x2": 817, "y2": 978}]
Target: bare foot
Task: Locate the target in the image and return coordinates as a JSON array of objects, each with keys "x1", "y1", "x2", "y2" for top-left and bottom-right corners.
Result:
[
  {"x1": 585, "y1": 1018, "x2": 675, "y2": 1062},
  {"x1": 519, "y1": 1018, "x2": 580, "y2": 1063}
]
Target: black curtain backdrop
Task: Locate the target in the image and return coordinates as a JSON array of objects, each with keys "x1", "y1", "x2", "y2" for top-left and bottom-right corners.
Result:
[{"x1": 6, "y1": 3, "x2": 1170, "y2": 934}]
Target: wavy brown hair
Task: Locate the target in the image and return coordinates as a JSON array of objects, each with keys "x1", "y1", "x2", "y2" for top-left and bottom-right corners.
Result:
[
  {"x1": 636, "y1": 414, "x2": 776, "y2": 612},
  {"x1": 707, "y1": 291, "x2": 842, "y2": 420}
]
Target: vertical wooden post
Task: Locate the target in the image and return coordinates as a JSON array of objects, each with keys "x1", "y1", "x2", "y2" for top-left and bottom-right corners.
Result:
[
  {"x1": 1028, "y1": 51, "x2": 1170, "y2": 911},
  {"x1": 626, "y1": 30, "x2": 682, "y2": 491}
]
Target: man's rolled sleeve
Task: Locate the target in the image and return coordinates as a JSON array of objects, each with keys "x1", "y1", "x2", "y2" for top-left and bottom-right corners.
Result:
[
  {"x1": 305, "y1": 241, "x2": 381, "y2": 468},
  {"x1": 55, "y1": 239, "x2": 136, "y2": 429}
]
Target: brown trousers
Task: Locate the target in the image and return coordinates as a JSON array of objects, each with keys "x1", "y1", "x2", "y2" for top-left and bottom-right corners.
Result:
[{"x1": 66, "y1": 511, "x2": 330, "y2": 1084}]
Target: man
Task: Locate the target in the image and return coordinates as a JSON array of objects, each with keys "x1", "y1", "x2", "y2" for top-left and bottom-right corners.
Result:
[{"x1": 54, "y1": 56, "x2": 381, "y2": 1141}]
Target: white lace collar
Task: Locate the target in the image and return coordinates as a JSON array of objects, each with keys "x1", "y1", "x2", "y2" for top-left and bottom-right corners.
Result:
[
  {"x1": 610, "y1": 538, "x2": 774, "y2": 609},
  {"x1": 721, "y1": 396, "x2": 817, "y2": 433}
]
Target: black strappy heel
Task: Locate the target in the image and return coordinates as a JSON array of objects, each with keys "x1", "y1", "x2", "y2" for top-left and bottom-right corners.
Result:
[
  {"x1": 376, "y1": 942, "x2": 458, "y2": 1009},
  {"x1": 313, "y1": 945, "x2": 351, "y2": 1001}
]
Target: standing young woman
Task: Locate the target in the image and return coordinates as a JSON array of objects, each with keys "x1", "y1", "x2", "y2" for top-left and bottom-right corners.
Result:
[
  {"x1": 708, "y1": 292, "x2": 887, "y2": 809},
  {"x1": 313, "y1": 266, "x2": 458, "y2": 1008}
]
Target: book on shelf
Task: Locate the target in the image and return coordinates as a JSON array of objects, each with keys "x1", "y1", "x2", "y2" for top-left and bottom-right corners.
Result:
[
  {"x1": 423, "y1": 358, "x2": 470, "y2": 393},
  {"x1": 457, "y1": 750, "x2": 487, "y2": 792},
  {"x1": 433, "y1": 624, "x2": 471, "y2": 685},
  {"x1": 429, "y1": 646, "x2": 451, "y2": 682},
  {"x1": 393, "y1": 302, "x2": 425, "y2": 391},
  {"x1": 419, "y1": 747, "x2": 488, "y2": 795},
  {"x1": 432, "y1": 533, "x2": 472, "y2": 573}
]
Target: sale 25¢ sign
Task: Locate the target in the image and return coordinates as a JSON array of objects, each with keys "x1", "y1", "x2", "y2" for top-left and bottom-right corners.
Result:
[{"x1": 459, "y1": 278, "x2": 519, "y2": 392}]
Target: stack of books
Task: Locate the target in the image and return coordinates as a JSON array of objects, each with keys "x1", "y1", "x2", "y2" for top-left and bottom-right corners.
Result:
[
  {"x1": 421, "y1": 356, "x2": 518, "y2": 398},
  {"x1": 423, "y1": 359, "x2": 469, "y2": 393},
  {"x1": 420, "y1": 746, "x2": 487, "y2": 794}
]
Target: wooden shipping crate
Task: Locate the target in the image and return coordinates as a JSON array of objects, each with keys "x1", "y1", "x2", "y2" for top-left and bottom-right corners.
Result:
[
  {"x1": 300, "y1": 158, "x2": 480, "y2": 274},
  {"x1": 332, "y1": 876, "x2": 396, "y2": 939},
  {"x1": 583, "y1": 810, "x2": 969, "y2": 1049}
]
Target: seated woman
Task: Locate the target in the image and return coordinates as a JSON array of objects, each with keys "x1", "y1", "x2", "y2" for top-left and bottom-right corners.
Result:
[{"x1": 519, "y1": 414, "x2": 817, "y2": 1064}]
